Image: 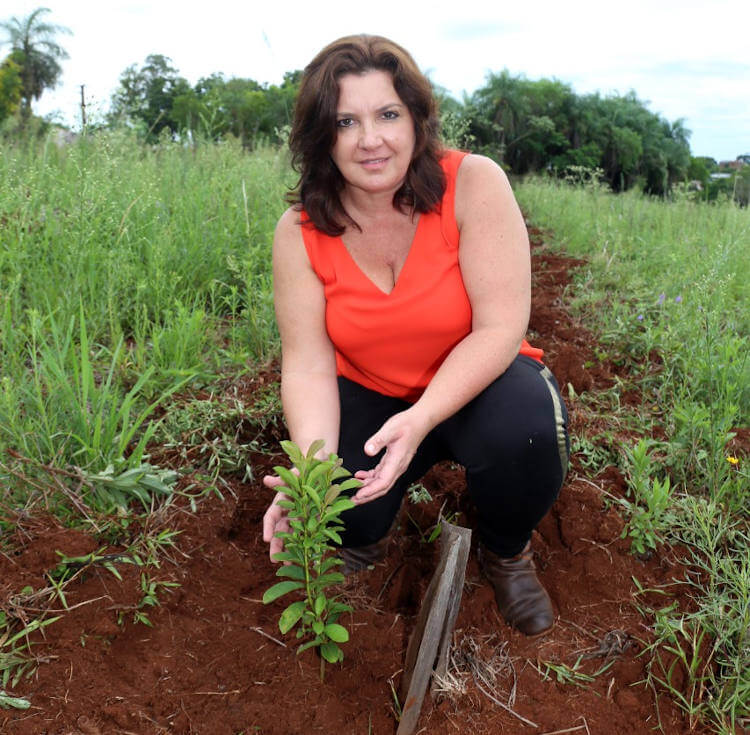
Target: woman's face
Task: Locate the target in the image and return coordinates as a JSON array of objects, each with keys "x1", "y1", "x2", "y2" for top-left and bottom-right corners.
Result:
[{"x1": 330, "y1": 69, "x2": 416, "y2": 198}]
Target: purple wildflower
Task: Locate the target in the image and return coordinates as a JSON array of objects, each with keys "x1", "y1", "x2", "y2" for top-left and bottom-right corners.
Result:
[
  {"x1": 637, "y1": 314, "x2": 644, "y2": 321},
  {"x1": 657, "y1": 293, "x2": 666, "y2": 305},
  {"x1": 675, "y1": 295, "x2": 682, "y2": 303}
]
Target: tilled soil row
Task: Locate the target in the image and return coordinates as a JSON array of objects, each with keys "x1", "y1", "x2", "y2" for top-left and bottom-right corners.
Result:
[{"x1": 1, "y1": 230, "x2": 704, "y2": 734}]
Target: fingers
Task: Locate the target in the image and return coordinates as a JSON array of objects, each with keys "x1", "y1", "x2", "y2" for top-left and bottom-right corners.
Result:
[
  {"x1": 364, "y1": 426, "x2": 391, "y2": 457},
  {"x1": 263, "y1": 465, "x2": 299, "y2": 489},
  {"x1": 263, "y1": 473, "x2": 284, "y2": 489},
  {"x1": 353, "y1": 479, "x2": 390, "y2": 504},
  {"x1": 262, "y1": 467, "x2": 299, "y2": 559},
  {"x1": 262, "y1": 496, "x2": 282, "y2": 542},
  {"x1": 268, "y1": 516, "x2": 290, "y2": 561},
  {"x1": 364, "y1": 439, "x2": 382, "y2": 457},
  {"x1": 262, "y1": 490, "x2": 289, "y2": 562},
  {"x1": 352, "y1": 455, "x2": 400, "y2": 504},
  {"x1": 269, "y1": 536, "x2": 283, "y2": 560}
]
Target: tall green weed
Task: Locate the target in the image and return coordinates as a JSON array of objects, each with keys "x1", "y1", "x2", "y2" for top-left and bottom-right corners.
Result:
[{"x1": 0, "y1": 132, "x2": 290, "y2": 514}]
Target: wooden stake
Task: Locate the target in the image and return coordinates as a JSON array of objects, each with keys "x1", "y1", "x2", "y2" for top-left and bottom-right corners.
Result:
[{"x1": 397, "y1": 521, "x2": 472, "y2": 735}]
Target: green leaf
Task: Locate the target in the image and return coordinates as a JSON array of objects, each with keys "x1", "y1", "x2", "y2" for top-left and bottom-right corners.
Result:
[
  {"x1": 314, "y1": 594, "x2": 326, "y2": 616},
  {"x1": 262, "y1": 580, "x2": 304, "y2": 604},
  {"x1": 306, "y1": 461, "x2": 331, "y2": 489},
  {"x1": 329, "y1": 497, "x2": 356, "y2": 515},
  {"x1": 320, "y1": 641, "x2": 343, "y2": 663},
  {"x1": 276, "y1": 565, "x2": 305, "y2": 580},
  {"x1": 313, "y1": 572, "x2": 345, "y2": 587},
  {"x1": 337, "y1": 478, "x2": 362, "y2": 492},
  {"x1": 322, "y1": 528, "x2": 342, "y2": 545},
  {"x1": 330, "y1": 466, "x2": 350, "y2": 481},
  {"x1": 303, "y1": 484, "x2": 322, "y2": 509},
  {"x1": 279, "y1": 600, "x2": 306, "y2": 634},
  {"x1": 319, "y1": 556, "x2": 342, "y2": 574},
  {"x1": 280, "y1": 440, "x2": 305, "y2": 467},
  {"x1": 328, "y1": 601, "x2": 353, "y2": 616},
  {"x1": 324, "y1": 623, "x2": 349, "y2": 643},
  {"x1": 312, "y1": 620, "x2": 325, "y2": 635},
  {"x1": 271, "y1": 551, "x2": 301, "y2": 565},
  {"x1": 305, "y1": 439, "x2": 325, "y2": 460},
  {"x1": 275, "y1": 466, "x2": 301, "y2": 494},
  {"x1": 102, "y1": 562, "x2": 123, "y2": 581},
  {"x1": 323, "y1": 485, "x2": 340, "y2": 505},
  {"x1": 5, "y1": 616, "x2": 61, "y2": 648},
  {"x1": 0, "y1": 691, "x2": 31, "y2": 709}
]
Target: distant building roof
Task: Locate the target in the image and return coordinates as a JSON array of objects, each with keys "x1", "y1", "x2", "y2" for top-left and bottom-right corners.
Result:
[{"x1": 719, "y1": 160, "x2": 747, "y2": 170}]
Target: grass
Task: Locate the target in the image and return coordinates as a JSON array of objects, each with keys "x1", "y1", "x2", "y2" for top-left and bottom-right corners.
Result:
[
  {"x1": 0, "y1": 131, "x2": 747, "y2": 729},
  {"x1": 0, "y1": 131, "x2": 290, "y2": 516},
  {"x1": 517, "y1": 175, "x2": 749, "y2": 733}
]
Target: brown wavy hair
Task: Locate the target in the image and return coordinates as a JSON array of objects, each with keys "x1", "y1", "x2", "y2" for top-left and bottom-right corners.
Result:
[{"x1": 287, "y1": 35, "x2": 445, "y2": 236}]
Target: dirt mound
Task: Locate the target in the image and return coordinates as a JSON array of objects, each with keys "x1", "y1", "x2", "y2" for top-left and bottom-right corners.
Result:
[{"x1": 1, "y1": 232, "x2": 705, "y2": 734}]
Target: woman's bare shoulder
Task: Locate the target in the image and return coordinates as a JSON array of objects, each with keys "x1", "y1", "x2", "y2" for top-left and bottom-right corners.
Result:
[
  {"x1": 456, "y1": 152, "x2": 509, "y2": 186},
  {"x1": 274, "y1": 206, "x2": 306, "y2": 253},
  {"x1": 275, "y1": 205, "x2": 303, "y2": 234},
  {"x1": 455, "y1": 154, "x2": 515, "y2": 227}
]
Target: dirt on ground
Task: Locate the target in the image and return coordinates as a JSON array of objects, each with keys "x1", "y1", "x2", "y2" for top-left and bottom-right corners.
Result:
[{"x1": 0, "y1": 228, "x2": 713, "y2": 734}]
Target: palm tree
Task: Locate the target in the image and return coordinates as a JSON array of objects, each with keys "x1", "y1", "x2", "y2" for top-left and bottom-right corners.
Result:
[{"x1": 0, "y1": 7, "x2": 71, "y2": 124}]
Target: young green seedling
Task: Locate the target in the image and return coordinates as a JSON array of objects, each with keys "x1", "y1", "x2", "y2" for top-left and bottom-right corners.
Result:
[{"x1": 262, "y1": 439, "x2": 359, "y2": 680}]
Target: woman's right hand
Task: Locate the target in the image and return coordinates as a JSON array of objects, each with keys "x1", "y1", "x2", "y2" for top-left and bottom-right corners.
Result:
[{"x1": 261, "y1": 474, "x2": 292, "y2": 563}]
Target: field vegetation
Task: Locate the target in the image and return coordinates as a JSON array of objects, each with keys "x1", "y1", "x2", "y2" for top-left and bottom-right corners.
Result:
[
  {"x1": 517, "y1": 173, "x2": 749, "y2": 732},
  {"x1": 0, "y1": 129, "x2": 747, "y2": 731}
]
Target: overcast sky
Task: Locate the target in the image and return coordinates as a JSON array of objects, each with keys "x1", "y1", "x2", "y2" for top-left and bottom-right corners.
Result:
[{"x1": 3, "y1": 0, "x2": 749, "y2": 160}]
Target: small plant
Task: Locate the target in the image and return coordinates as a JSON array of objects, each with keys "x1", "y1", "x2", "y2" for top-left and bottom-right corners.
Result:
[
  {"x1": 84, "y1": 463, "x2": 179, "y2": 514},
  {"x1": 406, "y1": 482, "x2": 432, "y2": 505},
  {"x1": 47, "y1": 548, "x2": 136, "y2": 608},
  {"x1": 262, "y1": 440, "x2": 358, "y2": 680},
  {"x1": 406, "y1": 488, "x2": 460, "y2": 544},
  {"x1": 0, "y1": 690, "x2": 31, "y2": 710},
  {"x1": 619, "y1": 438, "x2": 676, "y2": 555},
  {"x1": 535, "y1": 654, "x2": 615, "y2": 688},
  {"x1": 1, "y1": 608, "x2": 60, "y2": 698},
  {"x1": 128, "y1": 573, "x2": 180, "y2": 627}
]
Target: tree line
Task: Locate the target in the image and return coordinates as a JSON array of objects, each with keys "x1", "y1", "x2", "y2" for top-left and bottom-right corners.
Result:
[
  {"x1": 2, "y1": 8, "x2": 748, "y2": 202},
  {"x1": 106, "y1": 54, "x2": 299, "y2": 147}
]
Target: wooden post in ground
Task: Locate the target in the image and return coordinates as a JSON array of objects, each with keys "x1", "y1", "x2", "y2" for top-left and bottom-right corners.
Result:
[{"x1": 396, "y1": 521, "x2": 472, "y2": 735}]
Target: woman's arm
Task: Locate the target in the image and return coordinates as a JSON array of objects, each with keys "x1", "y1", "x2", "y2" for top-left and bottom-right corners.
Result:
[
  {"x1": 353, "y1": 154, "x2": 531, "y2": 502},
  {"x1": 262, "y1": 208, "x2": 340, "y2": 559},
  {"x1": 271, "y1": 208, "x2": 340, "y2": 455}
]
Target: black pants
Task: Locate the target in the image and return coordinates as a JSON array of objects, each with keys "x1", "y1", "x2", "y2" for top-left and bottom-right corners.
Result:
[{"x1": 336, "y1": 355, "x2": 570, "y2": 558}]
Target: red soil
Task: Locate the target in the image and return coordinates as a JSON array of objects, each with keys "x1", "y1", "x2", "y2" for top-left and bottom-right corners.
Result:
[{"x1": 1, "y1": 229, "x2": 712, "y2": 735}]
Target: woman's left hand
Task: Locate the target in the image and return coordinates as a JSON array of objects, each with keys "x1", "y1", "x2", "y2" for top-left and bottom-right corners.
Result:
[{"x1": 352, "y1": 408, "x2": 429, "y2": 504}]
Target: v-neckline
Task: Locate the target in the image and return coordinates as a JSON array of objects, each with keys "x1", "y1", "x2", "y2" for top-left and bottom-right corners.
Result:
[{"x1": 337, "y1": 214, "x2": 423, "y2": 297}]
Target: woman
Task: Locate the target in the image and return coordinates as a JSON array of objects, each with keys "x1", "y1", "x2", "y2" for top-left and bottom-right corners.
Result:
[{"x1": 262, "y1": 35, "x2": 569, "y2": 636}]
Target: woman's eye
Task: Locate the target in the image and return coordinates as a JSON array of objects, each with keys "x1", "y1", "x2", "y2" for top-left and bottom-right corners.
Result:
[
  {"x1": 382, "y1": 110, "x2": 399, "y2": 120},
  {"x1": 336, "y1": 118, "x2": 354, "y2": 128}
]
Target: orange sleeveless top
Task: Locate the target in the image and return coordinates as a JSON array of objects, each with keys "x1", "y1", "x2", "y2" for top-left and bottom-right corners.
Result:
[{"x1": 301, "y1": 149, "x2": 543, "y2": 402}]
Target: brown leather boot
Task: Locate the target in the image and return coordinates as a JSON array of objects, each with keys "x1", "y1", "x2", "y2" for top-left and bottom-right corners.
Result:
[
  {"x1": 478, "y1": 542, "x2": 554, "y2": 636},
  {"x1": 339, "y1": 536, "x2": 389, "y2": 576}
]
